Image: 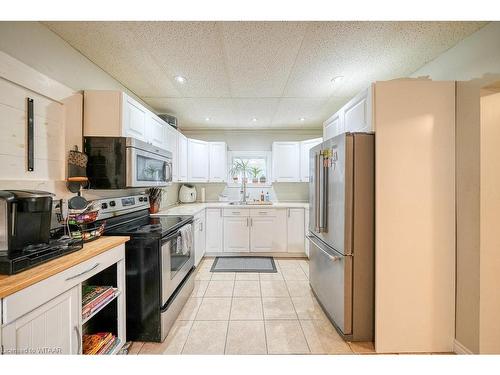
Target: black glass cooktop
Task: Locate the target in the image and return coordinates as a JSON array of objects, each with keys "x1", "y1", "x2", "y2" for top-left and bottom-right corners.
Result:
[{"x1": 105, "y1": 214, "x2": 193, "y2": 238}]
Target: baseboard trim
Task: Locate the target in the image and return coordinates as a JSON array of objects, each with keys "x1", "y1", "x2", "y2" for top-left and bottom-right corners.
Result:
[{"x1": 454, "y1": 339, "x2": 473, "y2": 354}]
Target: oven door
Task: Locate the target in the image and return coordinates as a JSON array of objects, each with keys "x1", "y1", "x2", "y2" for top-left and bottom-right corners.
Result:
[
  {"x1": 160, "y1": 224, "x2": 194, "y2": 306},
  {"x1": 126, "y1": 145, "x2": 172, "y2": 187}
]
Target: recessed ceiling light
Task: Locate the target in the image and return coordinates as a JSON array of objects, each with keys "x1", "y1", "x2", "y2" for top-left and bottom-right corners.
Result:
[
  {"x1": 174, "y1": 75, "x2": 187, "y2": 84},
  {"x1": 252, "y1": 118, "x2": 258, "y2": 122},
  {"x1": 205, "y1": 117, "x2": 211, "y2": 121},
  {"x1": 299, "y1": 117, "x2": 305, "y2": 122},
  {"x1": 331, "y1": 76, "x2": 344, "y2": 84}
]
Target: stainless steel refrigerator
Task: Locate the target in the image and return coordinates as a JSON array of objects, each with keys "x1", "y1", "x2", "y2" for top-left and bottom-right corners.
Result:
[{"x1": 308, "y1": 132, "x2": 374, "y2": 341}]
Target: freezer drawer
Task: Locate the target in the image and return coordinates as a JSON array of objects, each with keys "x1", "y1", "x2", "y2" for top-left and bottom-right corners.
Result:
[{"x1": 308, "y1": 234, "x2": 353, "y2": 335}]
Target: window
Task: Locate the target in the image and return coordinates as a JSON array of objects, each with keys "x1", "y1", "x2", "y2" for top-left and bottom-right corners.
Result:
[{"x1": 227, "y1": 151, "x2": 272, "y2": 186}]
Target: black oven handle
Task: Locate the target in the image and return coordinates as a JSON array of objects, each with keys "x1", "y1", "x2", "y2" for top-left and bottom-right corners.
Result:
[{"x1": 161, "y1": 230, "x2": 180, "y2": 245}]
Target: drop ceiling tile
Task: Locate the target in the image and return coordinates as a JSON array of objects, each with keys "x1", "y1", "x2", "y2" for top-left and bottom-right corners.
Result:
[
  {"x1": 271, "y1": 98, "x2": 330, "y2": 127},
  {"x1": 219, "y1": 22, "x2": 308, "y2": 97},
  {"x1": 233, "y1": 97, "x2": 280, "y2": 127},
  {"x1": 45, "y1": 22, "x2": 181, "y2": 97},
  {"x1": 43, "y1": 21, "x2": 486, "y2": 130},
  {"x1": 283, "y1": 21, "x2": 486, "y2": 99},
  {"x1": 129, "y1": 22, "x2": 231, "y2": 98},
  {"x1": 146, "y1": 97, "x2": 237, "y2": 128}
]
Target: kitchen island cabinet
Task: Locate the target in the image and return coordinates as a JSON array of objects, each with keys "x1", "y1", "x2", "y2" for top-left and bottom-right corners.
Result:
[{"x1": 0, "y1": 236, "x2": 128, "y2": 355}]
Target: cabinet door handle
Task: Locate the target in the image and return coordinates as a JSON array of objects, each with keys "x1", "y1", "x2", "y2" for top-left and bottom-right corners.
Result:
[
  {"x1": 65, "y1": 263, "x2": 100, "y2": 281},
  {"x1": 246, "y1": 217, "x2": 249, "y2": 227},
  {"x1": 74, "y1": 325, "x2": 81, "y2": 354},
  {"x1": 250, "y1": 218, "x2": 253, "y2": 226}
]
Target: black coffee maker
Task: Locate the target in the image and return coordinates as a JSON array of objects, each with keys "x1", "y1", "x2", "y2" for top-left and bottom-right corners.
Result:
[{"x1": 0, "y1": 190, "x2": 54, "y2": 254}]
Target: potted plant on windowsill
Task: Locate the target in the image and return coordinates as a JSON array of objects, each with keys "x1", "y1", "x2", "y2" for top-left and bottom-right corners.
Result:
[
  {"x1": 259, "y1": 175, "x2": 266, "y2": 184},
  {"x1": 229, "y1": 159, "x2": 251, "y2": 184},
  {"x1": 250, "y1": 166, "x2": 262, "y2": 184}
]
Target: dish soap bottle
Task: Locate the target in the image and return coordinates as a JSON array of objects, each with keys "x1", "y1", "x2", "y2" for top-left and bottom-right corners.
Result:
[
  {"x1": 260, "y1": 190, "x2": 265, "y2": 202},
  {"x1": 265, "y1": 191, "x2": 270, "y2": 202}
]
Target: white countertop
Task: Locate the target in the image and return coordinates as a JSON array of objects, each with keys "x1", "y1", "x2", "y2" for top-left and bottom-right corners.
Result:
[{"x1": 153, "y1": 202, "x2": 309, "y2": 216}]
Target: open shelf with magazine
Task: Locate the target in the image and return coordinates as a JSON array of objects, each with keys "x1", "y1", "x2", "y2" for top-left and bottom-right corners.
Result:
[{"x1": 80, "y1": 263, "x2": 126, "y2": 355}]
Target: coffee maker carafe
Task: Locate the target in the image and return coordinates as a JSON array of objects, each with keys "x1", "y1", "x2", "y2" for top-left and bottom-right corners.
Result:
[{"x1": 0, "y1": 190, "x2": 54, "y2": 254}]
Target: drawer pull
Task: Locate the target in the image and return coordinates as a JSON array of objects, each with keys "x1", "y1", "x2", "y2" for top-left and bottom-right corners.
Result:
[
  {"x1": 65, "y1": 263, "x2": 100, "y2": 281},
  {"x1": 232, "y1": 211, "x2": 240, "y2": 214},
  {"x1": 258, "y1": 211, "x2": 268, "y2": 214}
]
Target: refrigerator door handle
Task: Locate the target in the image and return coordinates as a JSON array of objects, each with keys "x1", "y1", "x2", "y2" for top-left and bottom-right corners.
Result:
[
  {"x1": 320, "y1": 158, "x2": 329, "y2": 232},
  {"x1": 314, "y1": 152, "x2": 321, "y2": 232},
  {"x1": 306, "y1": 235, "x2": 342, "y2": 262}
]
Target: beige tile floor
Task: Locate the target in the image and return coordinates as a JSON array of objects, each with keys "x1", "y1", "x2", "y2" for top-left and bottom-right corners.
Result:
[{"x1": 129, "y1": 257, "x2": 375, "y2": 355}]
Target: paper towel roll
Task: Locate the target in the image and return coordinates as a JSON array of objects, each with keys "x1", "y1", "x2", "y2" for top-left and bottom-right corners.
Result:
[{"x1": 200, "y1": 187, "x2": 206, "y2": 203}]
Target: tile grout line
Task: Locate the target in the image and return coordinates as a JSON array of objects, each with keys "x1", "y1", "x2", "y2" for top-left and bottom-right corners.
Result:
[
  {"x1": 286, "y1": 260, "x2": 312, "y2": 354},
  {"x1": 223, "y1": 274, "x2": 236, "y2": 354},
  {"x1": 259, "y1": 274, "x2": 269, "y2": 354},
  {"x1": 181, "y1": 259, "x2": 211, "y2": 354}
]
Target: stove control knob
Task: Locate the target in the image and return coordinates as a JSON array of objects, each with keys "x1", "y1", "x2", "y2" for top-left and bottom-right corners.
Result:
[
  {"x1": 109, "y1": 201, "x2": 116, "y2": 207},
  {"x1": 101, "y1": 203, "x2": 108, "y2": 209},
  {"x1": 138, "y1": 197, "x2": 144, "y2": 202},
  {"x1": 143, "y1": 197, "x2": 148, "y2": 202}
]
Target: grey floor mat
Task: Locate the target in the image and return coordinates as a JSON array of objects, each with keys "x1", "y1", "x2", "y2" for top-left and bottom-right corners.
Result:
[{"x1": 210, "y1": 256, "x2": 277, "y2": 273}]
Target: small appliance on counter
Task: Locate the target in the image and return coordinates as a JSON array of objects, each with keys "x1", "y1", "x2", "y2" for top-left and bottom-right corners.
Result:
[
  {"x1": 0, "y1": 190, "x2": 83, "y2": 275},
  {"x1": 179, "y1": 184, "x2": 197, "y2": 203}
]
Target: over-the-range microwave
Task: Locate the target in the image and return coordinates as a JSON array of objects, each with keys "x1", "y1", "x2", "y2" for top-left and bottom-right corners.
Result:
[{"x1": 84, "y1": 137, "x2": 172, "y2": 189}]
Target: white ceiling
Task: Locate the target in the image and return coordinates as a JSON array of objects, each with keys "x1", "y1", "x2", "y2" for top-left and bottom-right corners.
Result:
[{"x1": 44, "y1": 21, "x2": 486, "y2": 130}]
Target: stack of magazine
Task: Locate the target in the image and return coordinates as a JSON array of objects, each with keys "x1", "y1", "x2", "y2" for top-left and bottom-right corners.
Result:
[
  {"x1": 83, "y1": 332, "x2": 121, "y2": 355},
  {"x1": 82, "y1": 285, "x2": 118, "y2": 320}
]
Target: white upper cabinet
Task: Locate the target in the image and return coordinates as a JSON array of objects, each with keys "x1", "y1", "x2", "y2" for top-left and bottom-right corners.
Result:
[
  {"x1": 165, "y1": 125, "x2": 179, "y2": 181},
  {"x1": 209, "y1": 142, "x2": 227, "y2": 182},
  {"x1": 300, "y1": 137, "x2": 323, "y2": 182},
  {"x1": 343, "y1": 87, "x2": 373, "y2": 133},
  {"x1": 147, "y1": 113, "x2": 168, "y2": 150},
  {"x1": 122, "y1": 94, "x2": 149, "y2": 141},
  {"x1": 178, "y1": 134, "x2": 188, "y2": 182},
  {"x1": 84, "y1": 90, "x2": 171, "y2": 147},
  {"x1": 272, "y1": 142, "x2": 301, "y2": 182},
  {"x1": 188, "y1": 138, "x2": 209, "y2": 182},
  {"x1": 323, "y1": 112, "x2": 343, "y2": 141},
  {"x1": 323, "y1": 85, "x2": 374, "y2": 140}
]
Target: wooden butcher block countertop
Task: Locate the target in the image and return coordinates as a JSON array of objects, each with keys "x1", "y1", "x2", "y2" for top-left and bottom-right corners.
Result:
[{"x1": 0, "y1": 236, "x2": 129, "y2": 298}]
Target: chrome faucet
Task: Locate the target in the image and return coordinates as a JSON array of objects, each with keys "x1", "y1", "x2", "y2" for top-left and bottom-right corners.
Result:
[{"x1": 240, "y1": 175, "x2": 249, "y2": 204}]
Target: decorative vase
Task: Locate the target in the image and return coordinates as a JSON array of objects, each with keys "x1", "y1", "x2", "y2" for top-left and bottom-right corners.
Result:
[
  {"x1": 149, "y1": 199, "x2": 160, "y2": 214},
  {"x1": 259, "y1": 176, "x2": 266, "y2": 183},
  {"x1": 252, "y1": 178, "x2": 258, "y2": 183}
]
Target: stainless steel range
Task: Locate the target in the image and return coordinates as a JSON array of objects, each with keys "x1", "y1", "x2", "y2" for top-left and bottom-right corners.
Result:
[{"x1": 93, "y1": 194, "x2": 194, "y2": 342}]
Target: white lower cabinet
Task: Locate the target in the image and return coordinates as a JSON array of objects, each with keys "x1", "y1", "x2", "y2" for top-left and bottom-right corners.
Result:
[
  {"x1": 1, "y1": 244, "x2": 126, "y2": 355},
  {"x1": 287, "y1": 208, "x2": 305, "y2": 253},
  {"x1": 250, "y1": 210, "x2": 287, "y2": 252},
  {"x1": 205, "y1": 207, "x2": 306, "y2": 254},
  {"x1": 223, "y1": 216, "x2": 250, "y2": 253},
  {"x1": 2, "y1": 286, "x2": 80, "y2": 355},
  {"x1": 205, "y1": 208, "x2": 223, "y2": 252},
  {"x1": 193, "y1": 212, "x2": 206, "y2": 266}
]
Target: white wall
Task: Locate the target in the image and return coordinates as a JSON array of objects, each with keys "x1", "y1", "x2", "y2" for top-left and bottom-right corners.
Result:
[
  {"x1": 375, "y1": 80, "x2": 456, "y2": 353},
  {"x1": 181, "y1": 129, "x2": 322, "y2": 151},
  {"x1": 412, "y1": 22, "x2": 500, "y2": 83},
  {"x1": 479, "y1": 89, "x2": 500, "y2": 354},
  {"x1": 0, "y1": 22, "x2": 147, "y2": 106},
  {"x1": 411, "y1": 21, "x2": 500, "y2": 354},
  {"x1": 181, "y1": 129, "x2": 320, "y2": 202}
]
